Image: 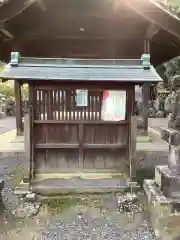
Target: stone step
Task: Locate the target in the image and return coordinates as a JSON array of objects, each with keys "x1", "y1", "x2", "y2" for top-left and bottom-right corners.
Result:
[
  {"x1": 14, "y1": 181, "x2": 30, "y2": 195},
  {"x1": 29, "y1": 178, "x2": 139, "y2": 196},
  {"x1": 155, "y1": 165, "x2": 180, "y2": 198}
]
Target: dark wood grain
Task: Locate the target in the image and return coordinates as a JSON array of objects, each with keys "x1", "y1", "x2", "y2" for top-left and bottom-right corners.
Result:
[{"x1": 27, "y1": 81, "x2": 136, "y2": 182}]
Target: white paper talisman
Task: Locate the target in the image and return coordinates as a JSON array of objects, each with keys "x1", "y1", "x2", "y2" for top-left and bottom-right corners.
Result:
[{"x1": 101, "y1": 90, "x2": 126, "y2": 121}]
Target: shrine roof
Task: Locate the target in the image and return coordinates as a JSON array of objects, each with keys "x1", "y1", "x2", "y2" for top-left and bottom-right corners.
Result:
[
  {"x1": 1, "y1": 0, "x2": 180, "y2": 45},
  {"x1": 0, "y1": 53, "x2": 162, "y2": 83}
]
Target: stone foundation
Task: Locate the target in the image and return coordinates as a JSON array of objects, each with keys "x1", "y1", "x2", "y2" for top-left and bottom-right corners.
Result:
[
  {"x1": 155, "y1": 165, "x2": 180, "y2": 198},
  {"x1": 144, "y1": 179, "x2": 180, "y2": 240},
  {"x1": 144, "y1": 122, "x2": 180, "y2": 239}
]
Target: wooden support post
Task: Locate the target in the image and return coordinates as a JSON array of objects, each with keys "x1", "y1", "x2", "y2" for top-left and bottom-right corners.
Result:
[
  {"x1": 28, "y1": 84, "x2": 35, "y2": 188},
  {"x1": 23, "y1": 114, "x2": 30, "y2": 184},
  {"x1": 142, "y1": 39, "x2": 150, "y2": 135},
  {"x1": 14, "y1": 80, "x2": 23, "y2": 136},
  {"x1": 79, "y1": 123, "x2": 84, "y2": 170},
  {"x1": 142, "y1": 83, "x2": 149, "y2": 135},
  {"x1": 129, "y1": 115, "x2": 137, "y2": 179},
  {"x1": 128, "y1": 86, "x2": 137, "y2": 179}
]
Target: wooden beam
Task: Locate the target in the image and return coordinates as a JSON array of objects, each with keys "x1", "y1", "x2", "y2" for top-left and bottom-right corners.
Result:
[
  {"x1": 146, "y1": 23, "x2": 160, "y2": 39},
  {"x1": 0, "y1": 21, "x2": 14, "y2": 39},
  {"x1": 14, "y1": 80, "x2": 23, "y2": 136},
  {"x1": 22, "y1": 35, "x2": 147, "y2": 41}
]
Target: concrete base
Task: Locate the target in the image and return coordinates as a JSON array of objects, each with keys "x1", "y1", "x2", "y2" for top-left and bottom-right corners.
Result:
[
  {"x1": 144, "y1": 179, "x2": 180, "y2": 240},
  {"x1": 15, "y1": 177, "x2": 140, "y2": 196}
]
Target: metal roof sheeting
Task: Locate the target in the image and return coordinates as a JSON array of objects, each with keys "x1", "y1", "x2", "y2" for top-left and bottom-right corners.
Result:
[{"x1": 0, "y1": 57, "x2": 162, "y2": 83}]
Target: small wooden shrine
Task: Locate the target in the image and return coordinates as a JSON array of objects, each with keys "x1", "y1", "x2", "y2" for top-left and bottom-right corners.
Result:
[
  {"x1": 0, "y1": 0, "x2": 180, "y2": 136},
  {"x1": 0, "y1": 52, "x2": 161, "y2": 195}
]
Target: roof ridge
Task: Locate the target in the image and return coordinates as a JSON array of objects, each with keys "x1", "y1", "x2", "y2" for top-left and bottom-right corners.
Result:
[{"x1": 10, "y1": 52, "x2": 151, "y2": 69}]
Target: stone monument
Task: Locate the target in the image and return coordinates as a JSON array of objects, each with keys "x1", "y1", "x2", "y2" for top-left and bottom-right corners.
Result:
[
  {"x1": 0, "y1": 99, "x2": 6, "y2": 119},
  {"x1": 144, "y1": 94, "x2": 180, "y2": 239}
]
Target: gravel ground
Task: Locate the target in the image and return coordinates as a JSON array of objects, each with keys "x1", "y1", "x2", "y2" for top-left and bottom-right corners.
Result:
[
  {"x1": 0, "y1": 156, "x2": 23, "y2": 176},
  {"x1": 39, "y1": 194, "x2": 156, "y2": 240},
  {"x1": 0, "y1": 156, "x2": 24, "y2": 239},
  {"x1": 0, "y1": 156, "x2": 24, "y2": 213},
  {"x1": 0, "y1": 156, "x2": 156, "y2": 240}
]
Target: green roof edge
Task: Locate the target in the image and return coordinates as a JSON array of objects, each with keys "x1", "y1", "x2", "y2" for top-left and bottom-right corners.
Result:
[
  {"x1": 141, "y1": 54, "x2": 151, "y2": 69},
  {"x1": 10, "y1": 52, "x2": 20, "y2": 66}
]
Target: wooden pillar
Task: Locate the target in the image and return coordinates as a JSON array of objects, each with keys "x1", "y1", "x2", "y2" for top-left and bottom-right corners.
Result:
[
  {"x1": 14, "y1": 80, "x2": 23, "y2": 136},
  {"x1": 23, "y1": 114, "x2": 30, "y2": 183},
  {"x1": 142, "y1": 39, "x2": 150, "y2": 135},
  {"x1": 130, "y1": 115, "x2": 137, "y2": 179},
  {"x1": 128, "y1": 86, "x2": 137, "y2": 179},
  {"x1": 142, "y1": 83, "x2": 149, "y2": 135}
]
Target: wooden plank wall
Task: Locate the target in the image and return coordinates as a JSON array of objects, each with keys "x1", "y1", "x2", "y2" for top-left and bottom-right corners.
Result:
[{"x1": 31, "y1": 82, "x2": 131, "y2": 175}]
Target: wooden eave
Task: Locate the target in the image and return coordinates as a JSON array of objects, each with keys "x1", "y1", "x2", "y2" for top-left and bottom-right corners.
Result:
[
  {"x1": 4, "y1": 0, "x2": 149, "y2": 41},
  {"x1": 0, "y1": 0, "x2": 46, "y2": 40},
  {"x1": 0, "y1": 0, "x2": 37, "y2": 21},
  {"x1": 0, "y1": 0, "x2": 180, "y2": 42},
  {"x1": 124, "y1": 0, "x2": 180, "y2": 39}
]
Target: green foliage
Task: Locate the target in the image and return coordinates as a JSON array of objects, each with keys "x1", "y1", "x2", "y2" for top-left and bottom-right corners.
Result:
[
  {"x1": 156, "y1": 56, "x2": 180, "y2": 89},
  {"x1": 0, "y1": 63, "x2": 28, "y2": 100},
  {"x1": 164, "y1": 56, "x2": 180, "y2": 79},
  {"x1": 0, "y1": 62, "x2": 6, "y2": 73},
  {"x1": 0, "y1": 81, "x2": 28, "y2": 100},
  {"x1": 167, "y1": 0, "x2": 180, "y2": 16},
  {"x1": 169, "y1": 0, "x2": 180, "y2": 7},
  {"x1": 0, "y1": 81, "x2": 14, "y2": 99},
  {"x1": 22, "y1": 84, "x2": 28, "y2": 99}
]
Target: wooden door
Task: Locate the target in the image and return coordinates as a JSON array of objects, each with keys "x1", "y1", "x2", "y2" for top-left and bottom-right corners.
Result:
[{"x1": 29, "y1": 81, "x2": 133, "y2": 179}]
